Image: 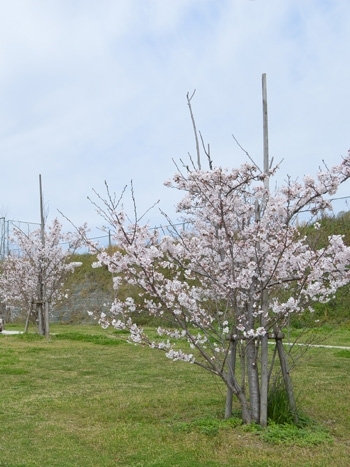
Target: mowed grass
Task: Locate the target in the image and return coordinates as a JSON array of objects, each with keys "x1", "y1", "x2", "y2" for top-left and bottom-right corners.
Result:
[{"x1": 0, "y1": 324, "x2": 349, "y2": 467}]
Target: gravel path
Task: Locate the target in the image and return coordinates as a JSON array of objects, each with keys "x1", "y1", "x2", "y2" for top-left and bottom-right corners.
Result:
[
  {"x1": 1, "y1": 330, "x2": 349, "y2": 349},
  {"x1": 268, "y1": 341, "x2": 350, "y2": 350},
  {"x1": 0, "y1": 330, "x2": 23, "y2": 335}
]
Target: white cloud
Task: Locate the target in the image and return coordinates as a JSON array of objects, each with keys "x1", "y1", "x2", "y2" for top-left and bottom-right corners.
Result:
[{"x1": 0, "y1": 0, "x2": 349, "y2": 238}]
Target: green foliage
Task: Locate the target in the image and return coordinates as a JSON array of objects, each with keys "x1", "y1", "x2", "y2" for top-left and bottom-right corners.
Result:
[
  {"x1": 60, "y1": 252, "x2": 159, "y2": 325},
  {"x1": 174, "y1": 416, "x2": 242, "y2": 436},
  {"x1": 299, "y1": 212, "x2": 350, "y2": 323},
  {"x1": 261, "y1": 421, "x2": 333, "y2": 446},
  {"x1": 234, "y1": 414, "x2": 332, "y2": 447},
  {"x1": 312, "y1": 285, "x2": 350, "y2": 323},
  {"x1": 334, "y1": 349, "x2": 350, "y2": 358},
  {"x1": 0, "y1": 367, "x2": 28, "y2": 375},
  {"x1": 65, "y1": 253, "x2": 114, "y2": 292},
  {"x1": 267, "y1": 383, "x2": 296, "y2": 425},
  {"x1": 16, "y1": 332, "x2": 46, "y2": 341},
  {"x1": 53, "y1": 331, "x2": 125, "y2": 346},
  {"x1": 301, "y1": 211, "x2": 350, "y2": 248}
]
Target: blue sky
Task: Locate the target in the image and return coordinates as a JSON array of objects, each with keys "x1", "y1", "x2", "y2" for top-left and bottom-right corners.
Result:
[{"x1": 0, "y1": 0, "x2": 349, "y2": 237}]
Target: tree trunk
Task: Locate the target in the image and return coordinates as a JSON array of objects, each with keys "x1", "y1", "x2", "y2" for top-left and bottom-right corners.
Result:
[
  {"x1": 225, "y1": 339, "x2": 237, "y2": 419},
  {"x1": 44, "y1": 300, "x2": 49, "y2": 338},
  {"x1": 37, "y1": 302, "x2": 44, "y2": 335},
  {"x1": 260, "y1": 333, "x2": 269, "y2": 427},
  {"x1": 237, "y1": 390, "x2": 251, "y2": 424},
  {"x1": 246, "y1": 338, "x2": 260, "y2": 422}
]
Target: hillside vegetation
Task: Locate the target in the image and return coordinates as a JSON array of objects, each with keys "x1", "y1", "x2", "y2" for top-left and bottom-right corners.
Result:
[
  {"x1": 4, "y1": 213, "x2": 350, "y2": 326},
  {"x1": 53, "y1": 252, "x2": 115, "y2": 323},
  {"x1": 58, "y1": 213, "x2": 350, "y2": 326},
  {"x1": 298, "y1": 212, "x2": 350, "y2": 324}
]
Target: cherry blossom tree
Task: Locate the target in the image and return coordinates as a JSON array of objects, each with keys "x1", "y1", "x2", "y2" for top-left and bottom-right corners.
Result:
[
  {"x1": 0, "y1": 218, "x2": 84, "y2": 336},
  {"x1": 88, "y1": 151, "x2": 350, "y2": 425}
]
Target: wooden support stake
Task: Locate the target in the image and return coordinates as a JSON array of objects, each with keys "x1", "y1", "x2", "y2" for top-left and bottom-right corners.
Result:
[
  {"x1": 276, "y1": 336, "x2": 298, "y2": 424},
  {"x1": 225, "y1": 339, "x2": 237, "y2": 419}
]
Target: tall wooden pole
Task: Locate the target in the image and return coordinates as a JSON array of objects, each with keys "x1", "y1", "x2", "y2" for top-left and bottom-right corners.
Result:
[
  {"x1": 39, "y1": 175, "x2": 49, "y2": 338},
  {"x1": 262, "y1": 73, "x2": 269, "y2": 189},
  {"x1": 260, "y1": 73, "x2": 269, "y2": 427}
]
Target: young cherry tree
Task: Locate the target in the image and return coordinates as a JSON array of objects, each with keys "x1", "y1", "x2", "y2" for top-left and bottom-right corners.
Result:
[
  {"x1": 90, "y1": 152, "x2": 350, "y2": 425},
  {"x1": 0, "y1": 218, "x2": 84, "y2": 336}
]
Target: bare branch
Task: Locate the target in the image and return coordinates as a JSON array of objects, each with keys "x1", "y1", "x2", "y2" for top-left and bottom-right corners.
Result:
[
  {"x1": 232, "y1": 134, "x2": 262, "y2": 173},
  {"x1": 187, "y1": 90, "x2": 201, "y2": 170},
  {"x1": 199, "y1": 130, "x2": 213, "y2": 170}
]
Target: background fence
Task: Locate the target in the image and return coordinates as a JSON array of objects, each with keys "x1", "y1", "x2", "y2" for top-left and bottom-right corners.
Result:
[
  {"x1": 0, "y1": 217, "x2": 191, "y2": 258},
  {"x1": 1, "y1": 196, "x2": 349, "y2": 259},
  {"x1": 0, "y1": 218, "x2": 41, "y2": 259}
]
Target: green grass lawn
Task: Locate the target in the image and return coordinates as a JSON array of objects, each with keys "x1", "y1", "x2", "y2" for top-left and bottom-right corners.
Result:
[{"x1": 0, "y1": 324, "x2": 349, "y2": 467}]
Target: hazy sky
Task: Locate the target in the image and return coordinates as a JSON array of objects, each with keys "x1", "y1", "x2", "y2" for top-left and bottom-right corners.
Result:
[{"x1": 1, "y1": 0, "x2": 349, "y2": 238}]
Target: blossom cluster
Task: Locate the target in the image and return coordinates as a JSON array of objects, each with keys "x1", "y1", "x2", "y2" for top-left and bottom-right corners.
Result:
[
  {"x1": 90, "y1": 152, "x2": 350, "y2": 375},
  {"x1": 0, "y1": 218, "x2": 85, "y2": 314}
]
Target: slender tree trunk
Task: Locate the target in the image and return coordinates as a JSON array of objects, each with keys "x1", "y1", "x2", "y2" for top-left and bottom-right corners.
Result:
[
  {"x1": 236, "y1": 389, "x2": 251, "y2": 424},
  {"x1": 225, "y1": 339, "x2": 237, "y2": 419},
  {"x1": 260, "y1": 333, "x2": 269, "y2": 426},
  {"x1": 240, "y1": 341, "x2": 246, "y2": 396},
  {"x1": 246, "y1": 338, "x2": 260, "y2": 422},
  {"x1": 37, "y1": 302, "x2": 44, "y2": 335},
  {"x1": 223, "y1": 339, "x2": 252, "y2": 423},
  {"x1": 44, "y1": 301, "x2": 49, "y2": 338}
]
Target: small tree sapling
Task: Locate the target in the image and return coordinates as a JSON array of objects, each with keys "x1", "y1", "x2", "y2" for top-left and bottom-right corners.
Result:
[{"x1": 0, "y1": 218, "x2": 85, "y2": 336}]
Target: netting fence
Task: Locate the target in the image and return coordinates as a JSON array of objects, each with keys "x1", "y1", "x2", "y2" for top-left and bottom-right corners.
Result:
[{"x1": 0, "y1": 217, "x2": 191, "y2": 259}]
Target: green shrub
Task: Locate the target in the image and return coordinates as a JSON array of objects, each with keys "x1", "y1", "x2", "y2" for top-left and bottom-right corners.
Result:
[
  {"x1": 267, "y1": 382, "x2": 297, "y2": 425},
  {"x1": 261, "y1": 421, "x2": 333, "y2": 446}
]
